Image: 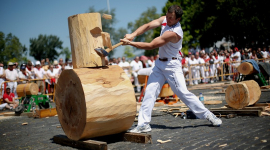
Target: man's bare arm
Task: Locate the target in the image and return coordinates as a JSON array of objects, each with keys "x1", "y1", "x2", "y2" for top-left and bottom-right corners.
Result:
[
  {"x1": 121, "y1": 31, "x2": 180, "y2": 50},
  {"x1": 125, "y1": 16, "x2": 165, "y2": 41}
]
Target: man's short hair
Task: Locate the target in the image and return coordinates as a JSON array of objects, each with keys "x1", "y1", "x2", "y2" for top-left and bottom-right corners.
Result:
[{"x1": 168, "y1": 5, "x2": 183, "y2": 19}]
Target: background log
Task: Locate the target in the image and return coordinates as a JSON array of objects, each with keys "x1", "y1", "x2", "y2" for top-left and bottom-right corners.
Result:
[
  {"x1": 225, "y1": 82, "x2": 250, "y2": 109},
  {"x1": 68, "y1": 13, "x2": 105, "y2": 68},
  {"x1": 55, "y1": 66, "x2": 136, "y2": 140},
  {"x1": 241, "y1": 80, "x2": 261, "y2": 105},
  {"x1": 16, "y1": 83, "x2": 39, "y2": 97},
  {"x1": 237, "y1": 62, "x2": 257, "y2": 75}
]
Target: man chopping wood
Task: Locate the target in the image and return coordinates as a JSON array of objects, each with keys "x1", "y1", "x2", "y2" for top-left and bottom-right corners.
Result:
[{"x1": 120, "y1": 5, "x2": 222, "y2": 133}]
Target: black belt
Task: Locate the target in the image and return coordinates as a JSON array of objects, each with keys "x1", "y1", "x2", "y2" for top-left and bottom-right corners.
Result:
[{"x1": 159, "y1": 57, "x2": 178, "y2": 61}]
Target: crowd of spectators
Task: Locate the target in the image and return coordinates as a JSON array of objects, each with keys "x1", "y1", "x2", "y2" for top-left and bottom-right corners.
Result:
[
  {"x1": 108, "y1": 46, "x2": 270, "y2": 91},
  {"x1": 0, "y1": 58, "x2": 73, "y2": 110},
  {"x1": 1, "y1": 46, "x2": 269, "y2": 109}
]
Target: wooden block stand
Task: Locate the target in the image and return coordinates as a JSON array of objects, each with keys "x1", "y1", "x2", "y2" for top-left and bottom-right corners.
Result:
[
  {"x1": 53, "y1": 132, "x2": 152, "y2": 150},
  {"x1": 210, "y1": 103, "x2": 269, "y2": 117}
]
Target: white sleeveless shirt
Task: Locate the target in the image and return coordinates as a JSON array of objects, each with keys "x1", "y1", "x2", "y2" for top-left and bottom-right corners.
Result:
[{"x1": 158, "y1": 18, "x2": 183, "y2": 58}]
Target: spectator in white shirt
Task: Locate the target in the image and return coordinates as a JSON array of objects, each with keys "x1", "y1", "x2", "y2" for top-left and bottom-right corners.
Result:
[
  {"x1": 0, "y1": 62, "x2": 5, "y2": 98},
  {"x1": 147, "y1": 56, "x2": 155, "y2": 68},
  {"x1": 53, "y1": 60, "x2": 61, "y2": 76},
  {"x1": 261, "y1": 47, "x2": 268, "y2": 61},
  {"x1": 47, "y1": 65, "x2": 58, "y2": 95},
  {"x1": 231, "y1": 47, "x2": 241, "y2": 72},
  {"x1": 18, "y1": 65, "x2": 30, "y2": 84},
  {"x1": 58, "y1": 58, "x2": 64, "y2": 68},
  {"x1": 26, "y1": 61, "x2": 35, "y2": 79},
  {"x1": 188, "y1": 55, "x2": 199, "y2": 85},
  {"x1": 118, "y1": 57, "x2": 131, "y2": 78},
  {"x1": 130, "y1": 56, "x2": 143, "y2": 92},
  {"x1": 5, "y1": 62, "x2": 19, "y2": 97},
  {"x1": 195, "y1": 53, "x2": 201, "y2": 84},
  {"x1": 65, "y1": 60, "x2": 73, "y2": 70},
  {"x1": 198, "y1": 52, "x2": 206, "y2": 83},
  {"x1": 34, "y1": 61, "x2": 48, "y2": 94}
]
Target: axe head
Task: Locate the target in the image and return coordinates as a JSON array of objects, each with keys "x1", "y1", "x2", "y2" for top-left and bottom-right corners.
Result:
[{"x1": 94, "y1": 47, "x2": 109, "y2": 57}]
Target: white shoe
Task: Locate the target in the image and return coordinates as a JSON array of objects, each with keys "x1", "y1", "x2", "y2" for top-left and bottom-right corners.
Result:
[
  {"x1": 129, "y1": 124, "x2": 152, "y2": 133},
  {"x1": 206, "y1": 113, "x2": 222, "y2": 127},
  {"x1": 210, "y1": 80, "x2": 214, "y2": 83}
]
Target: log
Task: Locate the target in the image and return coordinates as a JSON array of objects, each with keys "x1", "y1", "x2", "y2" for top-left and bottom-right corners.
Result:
[
  {"x1": 55, "y1": 65, "x2": 136, "y2": 140},
  {"x1": 68, "y1": 13, "x2": 106, "y2": 68},
  {"x1": 225, "y1": 82, "x2": 250, "y2": 109},
  {"x1": 16, "y1": 83, "x2": 39, "y2": 97},
  {"x1": 241, "y1": 80, "x2": 261, "y2": 105},
  {"x1": 237, "y1": 62, "x2": 257, "y2": 75},
  {"x1": 159, "y1": 84, "x2": 174, "y2": 97}
]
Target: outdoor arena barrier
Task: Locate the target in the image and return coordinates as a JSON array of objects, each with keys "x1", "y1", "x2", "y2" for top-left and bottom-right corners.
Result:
[{"x1": 186, "y1": 58, "x2": 270, "y2": 83}]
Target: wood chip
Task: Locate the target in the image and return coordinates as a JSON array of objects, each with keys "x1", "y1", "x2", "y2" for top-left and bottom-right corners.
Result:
[
  {"x1": 254, "y1": 137, "x2": 259, "y2": 140},
  {"x1": 56, "y1": 126, "x2": 62, "y2": 128},
  {"x1": 157, "y1": 139, "x2": 171, "y2": 144},
  {"x1": 204, "y1": 100, "x2": 222, "y2": 105},
  {"x1": 261, "y1": 112, "x2": 270, "y2": 116},
  {"x1": 3, "y1": 133, "x2": 6, "y2": 136},
  {"x1": 219, "y1": 144, "x2": 227, "y2": 147},
  {"x1": 22, "y1": 122, "x2": 28, "y2": 125},
  {"x1": 261, "y1": 140, "x2": 267, "y2": 143}
]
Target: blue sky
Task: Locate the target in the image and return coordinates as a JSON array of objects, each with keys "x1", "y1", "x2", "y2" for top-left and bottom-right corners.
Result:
[{"x1": 0, "y1": 0, "x2": 167, "y2": 61}]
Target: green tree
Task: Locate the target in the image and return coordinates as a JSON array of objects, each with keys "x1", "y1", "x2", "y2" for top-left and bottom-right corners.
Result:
[
  {"x1": 60, "y1": 47, "x2": 71, "y2": 62},
  {"x1": 123, "y1": 46, "x2": 135, "y2": 58},
  {"x1": 127, "y1": 7, "x2": 161, "y2": 56},
  {"x1": 87, "y1": 6, "x2": 128, "y2": 57},
  {"x1": 0, "y1": 31, "x2": 27, "y2": 65},
  {"x1": 29, "y1": 34, "x2": 63, "y2": 61},
  {"x1": 160, "y1": 0, "x2": 270, "y2": 51}
]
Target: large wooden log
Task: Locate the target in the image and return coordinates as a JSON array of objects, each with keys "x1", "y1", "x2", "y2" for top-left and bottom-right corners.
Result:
[
  {"x1": 55, "y1": 65, "x2": 136, "y2": 140},
  {"x1": 16, "y1": 83, "x2": 39, "y2": 97},
  {"x1": 241, "y1": 80, "x2": 261, "y2": 105},
  {"x1": 225, "y1": 82, "x2": 250, "y2": 109},
  {"x1": 237, "y1": 62, "x2": 257, "y2": 75},
  {"x1": 68, "y1": 13, "x2": 105, "y2": 68}
]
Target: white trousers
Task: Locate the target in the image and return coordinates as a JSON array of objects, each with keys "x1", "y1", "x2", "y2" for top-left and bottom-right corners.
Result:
[
  {"x1": 8, "y1": 82, "x2": 17, "y2": 98},
  {"x1": 132, "y1": 72, "x2": 140, "y2": 92},
  {"x1": 209, "y1": 65, "x2": 216, "y2": 79},
  {"x1": 138, "y1": 59, "x2": 211, "y2": 126},
  {"x1": 199, "y1": 66, "x2": 205, "y2": 82}
]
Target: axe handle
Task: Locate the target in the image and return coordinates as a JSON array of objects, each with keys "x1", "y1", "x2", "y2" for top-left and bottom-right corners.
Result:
[{"x1": 106, "y1": 42, "x2": 123, "y2": 53}]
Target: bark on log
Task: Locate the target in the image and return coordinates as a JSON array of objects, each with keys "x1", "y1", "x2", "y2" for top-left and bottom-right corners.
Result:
[
  {"x1": 237, "y1": 62, "x2": 257, "y2": 75},
  {"x1": 55, "y1": 66, "x2": 136, "y2": 140},
  {"x1": 241, "y1": 80, "x2": 261, "y2": 105},
  {"x1": 225, "y1": 82, "x2": 250, "y2": 109},
  {"x1": 16, "y1": 83, "x2": 39, "y2": 97},
  {"x1": 68, "y1": 13, "x2": 105, "y2": 68}
]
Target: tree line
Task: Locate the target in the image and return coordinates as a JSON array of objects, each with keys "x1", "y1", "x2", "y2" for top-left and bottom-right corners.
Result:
[{"x1": 1, "y1": 0, "x2": 269, "y2": 65}]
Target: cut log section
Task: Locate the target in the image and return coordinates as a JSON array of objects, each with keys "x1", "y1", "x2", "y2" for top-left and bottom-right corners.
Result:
[
  {"x1": 241, "y1": 80, "x2": 261, "y2": 105},
  {"x1": 68, "y1": 13, "x2": 106, "y2": 68},
  {"x1": 237, "y1": 62, "x2": 257, "y2": 75},
  {"x1": 16, "y1": 83, "x2": 39, "y2": 97},
  {"x1": 159, "y1": 84, "x2": 174, "y2": 97},
  {"x1": 55, "y1": 65, "x2": 136, "y2": 140},
  {"x1": 225, "y1": 82, "x2": 250, "y2": 109}
]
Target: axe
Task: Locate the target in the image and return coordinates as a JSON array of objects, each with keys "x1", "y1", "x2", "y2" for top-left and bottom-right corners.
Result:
[{"x1": 95, "y1": 42, "x2": 123, "y2": 57}]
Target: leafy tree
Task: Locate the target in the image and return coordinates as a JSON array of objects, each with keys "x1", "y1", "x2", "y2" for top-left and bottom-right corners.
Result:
[
  {"x1": 29, "y1": 34, "x2": 63, "y2": 61},
  {"x1": 160, "y1": 0, "x2": 270, "y2": 51},
  {"x1": 0, "y1": 31, "x2": 27, "y2": 65},
  {"x1": 123, "y1": 46, "x2": 135, "y2": 58},
  {"x1": 127, "y1": 7, "x2": 161, "y2": 56},
  {"x1": 87, "y1": 6, "x2": 128, "y2": 57},
  {"x1": 60, "y1": 47, "x2": 71, "y2": 62}
]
